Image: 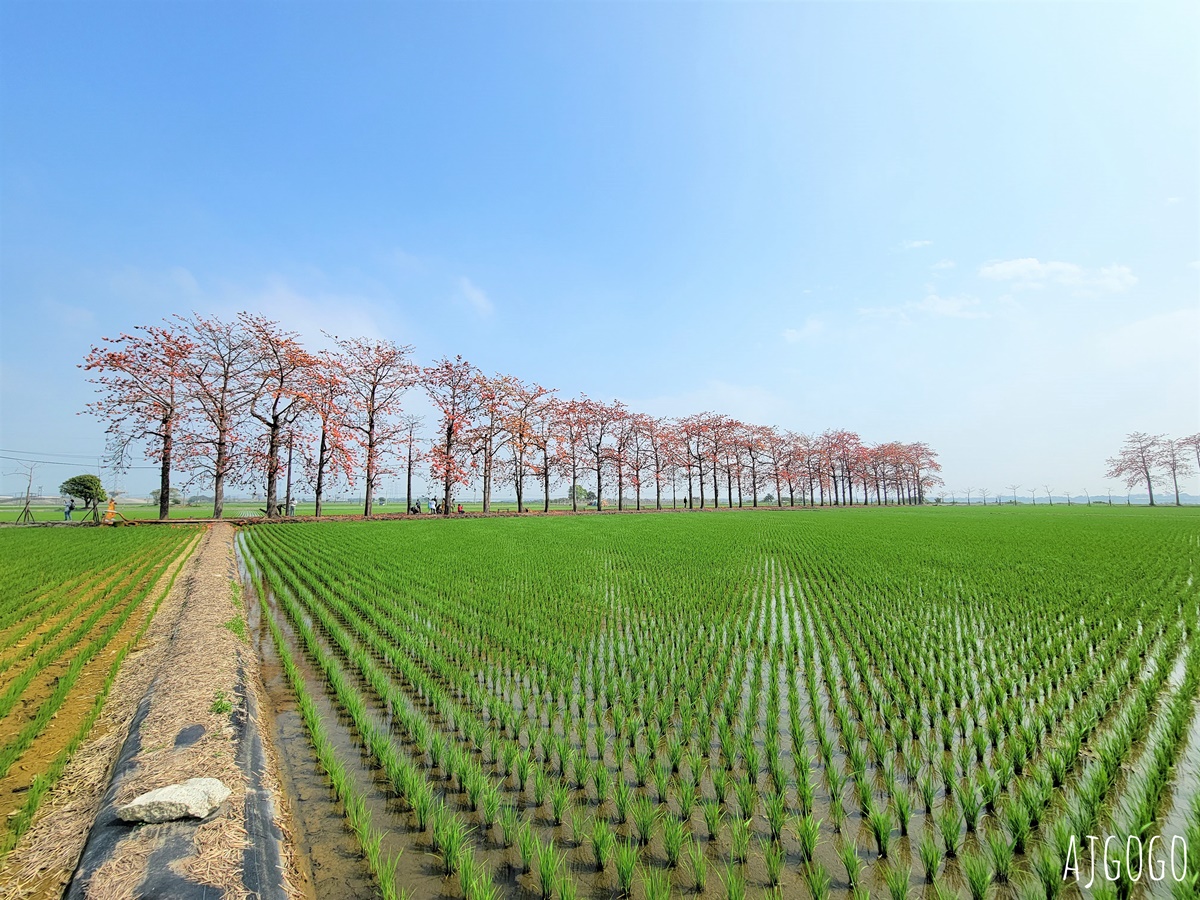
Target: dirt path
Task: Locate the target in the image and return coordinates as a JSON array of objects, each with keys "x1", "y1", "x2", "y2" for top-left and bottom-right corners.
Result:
[{"x1": 0, "y1": 523, "x2": 302, "y2": 900}]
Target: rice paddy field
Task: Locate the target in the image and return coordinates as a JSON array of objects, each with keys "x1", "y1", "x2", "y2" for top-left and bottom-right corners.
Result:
[
  {"x1": 0, "y1": 525, "x2": 201, "y2": 856},
  {"x1": 240, "y1": 506, "x2": 1200, "y2": 900}
]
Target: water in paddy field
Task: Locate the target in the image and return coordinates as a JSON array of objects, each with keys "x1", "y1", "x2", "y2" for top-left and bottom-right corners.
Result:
[{"x1": 236, "y1": 525, "x2": 1199, "y2": 900}]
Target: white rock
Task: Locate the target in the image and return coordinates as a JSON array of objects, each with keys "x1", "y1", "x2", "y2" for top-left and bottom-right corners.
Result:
[{"x1": 117, "y1": 777, "x2": 231, "y2": 824}]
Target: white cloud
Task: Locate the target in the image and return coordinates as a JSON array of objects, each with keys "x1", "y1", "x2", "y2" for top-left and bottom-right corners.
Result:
[
  {"x1": 901, "y1": 239, "x2": 932, "y2": 250},
  {"x1": 1166, "y1": 197, "x2": 1181, "y2": 205},
  {"x1": 978, "y1": 257, "x2": 1137, "y2": 293},
  {"x1": 457, "y1": 277, "x2": 494, "y2": 317},
  {"x1": 859, "y1": 291, "x2": 988, "y2": 322},
  {"x1": 932, "y1": 259, "x2": 955, "y2": 270},
  {"x1": 782, "y1": 317, "x2": 823, "y2": 342}
]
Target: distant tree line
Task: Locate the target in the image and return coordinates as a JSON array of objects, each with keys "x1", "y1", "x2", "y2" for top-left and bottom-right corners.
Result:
[
  {"x1": 1106, "y1": 432, "x2": 1198, "y2": 507},
  {"x1": 83, "y1": 313, "x2": 943, "y2": 520}
]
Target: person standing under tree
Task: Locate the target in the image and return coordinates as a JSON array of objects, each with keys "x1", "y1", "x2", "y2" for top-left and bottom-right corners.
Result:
[{"x1": 63, "y1": 497, "x2": 75, "y2": 521}]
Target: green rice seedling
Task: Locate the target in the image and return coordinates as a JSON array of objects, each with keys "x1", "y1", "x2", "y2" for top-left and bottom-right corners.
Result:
[
  {"x1": 985, "y1": 830, "x2": 1013, "y2": 884},
  {"x1": 721, "y1": 864, "x2": 746, "y2": 900},
  {"x1": 764, "y1": 790, "x2": 787, "y2": 841},
  {"x1": 663, "y1": 814, "x2": 686, "y2": 867},
  {"x1": 517, "y1": 821, "x2": 537, "y2": 873},
  {"x1": 654, "y1": 762, "x2": 671, "y2": 804},
  {"x1": 1031, "y1": 847, "x2": 1063, "y2": 900},
  {"x1": 763, "y1": 838, "x2": 785, "y2": 887},
  {"x1": 503, "y1": 742, "x2": 519, "y2": 776},
  {"x1": 464, "y1": 865, "x2": 499, "y2": 900},
  {"x1": 590, "y1": 816, "x2": 614, "y2": 869},
  {"x1": 686, "y1": 750, "x2": 705, "y2": 788},
  {"x1": 883, "y1": 862, "x2": 912, "y2": 900},
  {"x1": 703, "y1": 799, "x2": 725, "y2": 839},
  {"x1": 867, "y1": 801, "x2": 892, "y2": 859},
  {"x1": 938, "y1": 807, "x2": 962, "y2": 858},
  {"x1": 713, "y1": 767, "x2": 730, "y2": 805},
  {"x1": 977, "y1": 769, "x2": 1000, "y2": 814},
  {"x1": 457, "y1": 853, "x2": 479, "y2": 897},
  {"x1": 918, "y1": 775, "x2": 937, "y2": 814},
  {"x1": 551, "y1": 781, "x2": 571, "y2": 825},
  {"x1": 570, "y1": 808, "x2": 587, "y2": 846},
  {"x1": 688, "y1": 837, "x2": 708, "y2": 891},
  {"x1": 941, "y1": 756, "x2": 956, "y2": 792},
  {"x1": 642, "y1": 865, "x2": 671, "y2": 900},
  {"x1": 829, "y1": 787, "x2": 847, "y2": 833},
  {"x1": 804, "y1": 861, "x2": 832, "y2": 900},
  {"x1": 573, "y1": 751, "x2": 589, "y2": 789},
  {"x1": 838, "y1": 840, "x2": 864, "y2": 888},
  {"x1": 435, "y1": 812, "x2": 469, "y2": 875},
  {"x1": 962, "y1": 850, "x2": 992, "y2": 900},
  {"x1": 536, "y1": 838, "x2": 564, "y2": 900},
  {"x1": 1002, "y1": 799, "x2": 1031, "y2": 854},
  {"x1": 635, "y1": 750, "x2": 652, "y2": 786},
  {"x1": 741, "y1": 733, "x2": 760, "y2": 777},
  {"x1": 959, "y1": 779, "x2": 983, "y2": 833},
  {"x1": 677, "y1": 782, "x2": 698, "y2": 821},
  {"x1": 933, "y1": 880, "x2": 959, "y2": 900},
  {"x1": 918, "y1": 832, "x2": 942, "y2": 882},
  {"x1": 632, "y1": 794, "x2": 659, "y2": 845},
  {"x1": 855, "y1": 774, "x2": 873, "y2": 814},
  {"x1": 794, "y1": 812, "x2": 821, "y2": 862},
  {"x1": 534, "y1": 767, "x2": 549, "y2": 806},
  {"x1": 590, "y1": 768, "x2": 609, "y2": 811},
  {"x1": 734, "y1": 776, "x2": 758, "y2": 821},
  {"x1": 516, "y1": 750, "x2": 533, "y2": 791},
  {"x1": 893, "y1": 787, "x2": 912, "y2": 836},
  {"x1": 729, "y1": 818, "x2": 750, "y2": 864},
  {"x1": 615, "y1": 839, "x2": 639, "y2": 896},
  {"x1": 797, "y1": 774, "x2": 816, "y2": 816},
  {"x1": 557, "y1": 873, "x2": 577, "y2": 900},
  {"x1": 668, "y1": 734, "x2": 684, "y2": 773},
  {"x1": 614, "y1": 777, "x2": 631, "y2": 823},
  {"x1": 481, "y1": 785, "x2": 501, "y2": 829},
  {"x1": 499, "y1": 804, "x2": 519, "y2": 848},
  {"x1": 412, "y1": 784, "x2": 435, "y2": 831}
]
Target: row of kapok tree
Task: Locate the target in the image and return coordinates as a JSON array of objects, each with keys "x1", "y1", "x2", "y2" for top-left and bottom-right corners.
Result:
[{"x1": 83, "y1": 312, "x2": 942, "y2": 519}]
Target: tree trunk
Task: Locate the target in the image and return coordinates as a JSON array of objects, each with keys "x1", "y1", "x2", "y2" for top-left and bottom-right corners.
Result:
[
  {"x1": 516, "y1": 470, "x2": 524, "y2": 512},
  {"x1": 364, "y1": 435, "x2": 376, "y2": 516},
  {"x1": 406, "y1": 441, "x2": 413, "y2": 512},
  {"x1": 315, "y1": 428, "x2": 327, "y2": 517},
  {"x1": 213, "y1": 436, "x2": 226, "y2": 519},
  {"x1": 596, "y1": 465, "x2": 603, "y2": 511},
  {"x1": 158, "y1": 418, "x2": 173, "y2": 521},
  {"x1": 1172, "y1": 470, "x2": 1181, "y2": 506},
  {"x1": 543, "y1": 448, "x2": 551, "y2": 513},
  {"x1": 571, "y1": 466, "x2": 578, "y2": 512},
  {"x1": 265, "y1": 423, "x2": 281, "y2": 517},
  {"x1": 482, "y1": 445, "x2": 492, "y2": 513}
]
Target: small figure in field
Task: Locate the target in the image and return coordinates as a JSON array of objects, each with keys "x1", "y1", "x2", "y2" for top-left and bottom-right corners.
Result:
[
  {"x1": 427, "y1": 498, "x2": 434, "y2": 514},
  {"x1": 63, "y1": 497, "x2": 75, "y2": 521},
  {"x1": 457, "y1": 503, "x2": 464, "y2": 515},
  {"x1": 435, "y1": 501, "x2": 443, "y2": 515},
  {"x1": 104, "y1": 498, "x2": 116, "y2": 524}
]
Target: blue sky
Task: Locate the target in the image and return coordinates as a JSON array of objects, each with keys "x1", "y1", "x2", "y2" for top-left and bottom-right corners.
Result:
[{"x1": 1, "y1": 1, "x2": 1197, "y2": 500}]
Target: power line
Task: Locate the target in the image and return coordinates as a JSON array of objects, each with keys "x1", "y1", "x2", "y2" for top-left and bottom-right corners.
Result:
[
  {"x1": 0, "y1": 455, "x2": 158, "y2": 470},
  {"x1": 0, "y1": 448, "x2": 107, "y2": 460}
]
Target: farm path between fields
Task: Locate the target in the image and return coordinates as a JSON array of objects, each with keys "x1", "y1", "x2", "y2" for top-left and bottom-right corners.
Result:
[{"x1": 0, "y1": 522, "x2": 302, "y2": 900}]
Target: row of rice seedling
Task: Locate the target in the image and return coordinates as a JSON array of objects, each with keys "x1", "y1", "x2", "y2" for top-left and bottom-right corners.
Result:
[
  {"x1": 244, "y1": 507, "x2": 1199, "y2": 899},
  {"x1": 0, "y1": 525, "x2": 201, "y2": 858}
]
